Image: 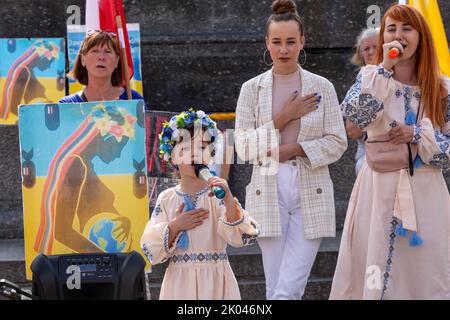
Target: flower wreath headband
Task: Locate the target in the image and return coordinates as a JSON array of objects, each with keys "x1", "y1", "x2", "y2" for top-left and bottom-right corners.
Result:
[
  {"x1": 34, "y1": 39, "x2": 60, "y2": 61},
  {"x1": 91, "y1": 104, "x2": 137, "y2": 143},
  {"x1": 159, "y1": 108, "x2": 219, "y2": 162}
]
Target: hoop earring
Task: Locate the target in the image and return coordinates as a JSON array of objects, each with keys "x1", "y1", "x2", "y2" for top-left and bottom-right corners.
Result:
[
  {"x1": 299, "y1": 49, "x2": 307, "y2": 66},
  {"x1": 263, "y1": 49, "x2": 273, "y2": 67}
]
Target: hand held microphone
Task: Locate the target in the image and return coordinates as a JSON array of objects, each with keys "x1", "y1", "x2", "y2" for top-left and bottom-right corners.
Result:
[
  {"x1": 193, "y1": 164, "x2": 226, "y2": 199},
  {"x1": 388, "y1": 47, "x2": 400, "y2": 59}
]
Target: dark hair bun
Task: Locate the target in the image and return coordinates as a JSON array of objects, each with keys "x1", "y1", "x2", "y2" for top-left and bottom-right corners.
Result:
[{"x1": 272, "y1": 0, "x2": 297, "y2": 15}]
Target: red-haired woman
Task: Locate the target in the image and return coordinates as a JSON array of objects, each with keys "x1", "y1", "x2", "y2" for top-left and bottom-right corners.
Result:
[{"x1": 331, "y1": 4, "x2": 450, "y2": 299}]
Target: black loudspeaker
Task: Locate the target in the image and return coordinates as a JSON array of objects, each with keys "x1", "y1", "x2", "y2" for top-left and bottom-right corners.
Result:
[{"x1": 30, "y1": 251, "x2": 146, "y2": 300}]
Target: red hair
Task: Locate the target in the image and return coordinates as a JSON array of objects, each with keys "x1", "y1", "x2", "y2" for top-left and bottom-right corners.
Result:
[{"x1": 376, "y1": 4, "x2": 448, "y2": 128}]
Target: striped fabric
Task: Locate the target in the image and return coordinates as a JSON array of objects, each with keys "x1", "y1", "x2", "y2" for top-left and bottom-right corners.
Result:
[{"x1": 234, "y1": 67, "x2": 347, "y2": 239}]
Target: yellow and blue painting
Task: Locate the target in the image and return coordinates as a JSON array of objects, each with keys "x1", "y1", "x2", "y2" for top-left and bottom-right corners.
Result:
[
  {"x1": 0, "y1": 38, "x2": 65, "y2": 125},
  {"x1": 67, "y1": 24, "x2": 143, "y2": 95},
  {"x1": 18, "y1": 100, "x2": 149, "y2": 279}
]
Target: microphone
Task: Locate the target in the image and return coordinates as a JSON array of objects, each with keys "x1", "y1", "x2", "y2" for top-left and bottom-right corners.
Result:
[
  {"x1": 193, "y1": 164, "x2": 226, "y2": 199},
  {"x1": 388, "y1": 47, "x2": 400, "y2": 59}
]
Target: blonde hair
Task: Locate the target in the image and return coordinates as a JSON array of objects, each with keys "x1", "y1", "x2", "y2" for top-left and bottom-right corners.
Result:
[
  {"x1": 351, "y1": 28, "x2": 380, "y2": 67},
  {"x1": 266, "y1": 0, "x2": 304, "y2": 36}
]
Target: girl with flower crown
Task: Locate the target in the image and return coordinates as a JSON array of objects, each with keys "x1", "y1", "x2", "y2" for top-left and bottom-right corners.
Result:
[{"x1": 140, "y1": 109, "x2": 259, "y2": 300}]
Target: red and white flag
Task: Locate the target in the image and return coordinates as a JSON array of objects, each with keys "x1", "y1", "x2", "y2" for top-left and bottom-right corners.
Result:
[{"x1": 85, "y1": 0, "x2": 134, "y2": 81}]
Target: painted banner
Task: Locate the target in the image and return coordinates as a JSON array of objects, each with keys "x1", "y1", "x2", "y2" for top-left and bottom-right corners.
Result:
[
  {"x1": 19, "y1": 100, "x2": 149, "y2": 279},
  {"x1": 145, "y1": 111, "x2": 179, "y2": 179},
  {"x1": 0, "y1": 38, "x2": 65, "y2": 125},
  {"x1": 67, "y1": 24, "x2": 143, "y2": 95}
]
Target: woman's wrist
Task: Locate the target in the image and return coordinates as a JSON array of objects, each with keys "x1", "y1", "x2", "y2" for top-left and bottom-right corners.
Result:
[
  {"x1": 290, "y1": 143, "x2": 305, "y2": 158},
  {"x1": 224, "y1": 197, "x2": 241, "y2": 223},
  {"x1": 273, "y1": 112, "x2": 291, "y2": 131},
  {"x1": 168, "y1": 221, "x2": 179, "y2": 236},
  {"x1": 224, "y1": 192, "x2": 235, "y2": 207},
  {"x1": 380, "y1": 62, "x2": 394, "y2": 74}
]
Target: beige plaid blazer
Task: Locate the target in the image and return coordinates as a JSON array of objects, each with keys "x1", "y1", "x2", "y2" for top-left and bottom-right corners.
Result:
[{"x1": 234, "y1": 67, "x2": 347, "y2": 239}]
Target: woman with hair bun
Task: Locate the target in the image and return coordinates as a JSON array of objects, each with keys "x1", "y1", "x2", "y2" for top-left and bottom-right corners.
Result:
[{"x1": 234, "y1": 0, "x2": 347, "y2": 300}]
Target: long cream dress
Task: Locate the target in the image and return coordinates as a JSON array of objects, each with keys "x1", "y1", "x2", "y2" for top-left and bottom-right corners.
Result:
[
  {"x1": 330, "y1": 64, "x2": 450, "y2": 300},
  {"x1": 140, "y1": 186, "x2": 259, "y2": 300}
]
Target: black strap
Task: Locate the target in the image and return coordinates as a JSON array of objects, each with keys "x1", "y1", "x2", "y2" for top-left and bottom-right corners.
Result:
[
  {"x1": 407, "y1": 143, "x2": 414, "y2": 176},
  {"x1": 80, "y1": 90, "x2": 88, "y2": 102},
  {"x1": 407, "y1": 96, "x2": 422, "y2": 176}
]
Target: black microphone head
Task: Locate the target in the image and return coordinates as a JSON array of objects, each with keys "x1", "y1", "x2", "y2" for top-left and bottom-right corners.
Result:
[{"x1": 193, "y1": 164, "x2": 208, "y2": 177}]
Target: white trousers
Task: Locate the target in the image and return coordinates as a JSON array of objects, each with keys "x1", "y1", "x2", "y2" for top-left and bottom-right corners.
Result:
[{"x1": 258, "y1": 162, "x2": 322, "y2": 300}]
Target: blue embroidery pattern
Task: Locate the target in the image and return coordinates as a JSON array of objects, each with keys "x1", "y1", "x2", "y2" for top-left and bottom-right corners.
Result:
[
  {"x1": 153, "y1": 204, "x2": 162, "y2": 216},
  {"x1": 221, "y1": 214, "x2": 244, "y2": 227},
  {"x1": 412, "y1": 125, "x2": 422, "y2": 144},
  {"x1": 446, "y1": 95, "x2": 450, "y2": 122},
  {"x1": 380, "y1": 218, "x2": 398, "y2": 300},
  {"x1": 242, "y1": 222, "x2": 259, "y2": 246},
  {"x1": 429, "y1": 153, "x2": 449, "y2": 170},
  {"x1": 403, "y1": 86, "x2": 413, "y2": 114},
  {"x1": 356, "y1": 94, "x2": 384, "y2": 128},
  {"x1": 341, "y1": 73, "x2": 385, "y2": 129},
  {"x1": 377, "y1": 65, "x2": 394, "y2": 78},
  {"x1": 427, "y1": 95, "x2": 450, "y2": 170},
  {"x1": 142, "y1": 243, "x2": 153, "y2": 263},
  {"x1": 163, "y1": 224, "x2": 171, "y2": 253},
  {"x1": 175, "y1": 187, "x2": 209, "y2": 209},
  {"x1": 170, "y1": 252, "x2": 228, "y2": 264},
  {"x1": 342, "y1": 73, "x2": 362, "y2": 106},
  {"x1": 430, "y1": 124, "x2": 450, "y2": 170}
]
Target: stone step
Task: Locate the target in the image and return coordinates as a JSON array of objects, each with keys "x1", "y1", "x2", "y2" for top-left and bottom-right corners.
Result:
[
  {"x1": 146, "y1": 275, "x2": 333, "y2": 300},
  {"x1": 0, "y1": 208, "x2": 23, "y2": 240}
]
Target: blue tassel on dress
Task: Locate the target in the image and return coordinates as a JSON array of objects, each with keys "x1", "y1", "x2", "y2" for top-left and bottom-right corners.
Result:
[
  {"x1": 176, "y1": 194, "x2": 194, "y2": 250},
  {"x1": 395, "y1": 223, "x2": 409, "y2": 237},
  {"x1": 409, "y1": 231, "x2": 423, "y2": 247},
  {"x1": 413, "y1": 155, "x2": 424, "y2": 169},
  {"x1": 405, "y1": 110, "x2": 416, "y2": 126}
]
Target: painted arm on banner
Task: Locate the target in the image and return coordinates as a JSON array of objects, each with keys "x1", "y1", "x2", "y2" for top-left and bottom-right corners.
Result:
[{"x1": 54, "y1": 157, "x2": 105, "y2": 253}]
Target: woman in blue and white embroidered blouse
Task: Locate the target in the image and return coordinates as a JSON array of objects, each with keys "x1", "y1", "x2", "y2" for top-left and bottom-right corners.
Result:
[{"x1": 330, "y1": 4, "x2": 450, "y2": 299}]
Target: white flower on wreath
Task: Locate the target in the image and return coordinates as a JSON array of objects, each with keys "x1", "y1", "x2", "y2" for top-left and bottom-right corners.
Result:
[
  {"x1": 163, "y1": 153, "x2": 170, "y2": 161},
  {"x1": 197, "y1": 111, "x2": 206, "y2": 119},
  {"x1": 169, "y1": 120, "x2": 178, "y2": 131},
  {"x1": 171, "y1": 129, "x2": 180, "y2": 141}
]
